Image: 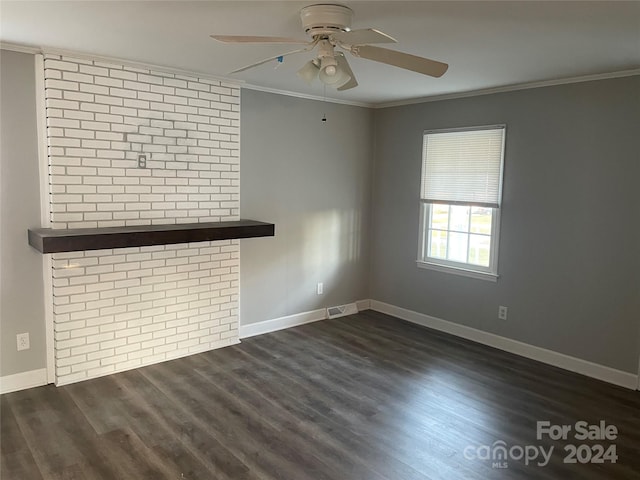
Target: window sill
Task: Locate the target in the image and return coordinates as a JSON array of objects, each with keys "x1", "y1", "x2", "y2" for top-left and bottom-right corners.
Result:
[{"x1": 416, "y1": 261, "x2": 499, "y2": 282}]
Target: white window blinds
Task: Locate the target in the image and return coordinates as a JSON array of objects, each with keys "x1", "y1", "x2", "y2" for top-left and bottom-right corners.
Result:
[{"x1": 421, "y1": 126, "x2": 505, "y2": 208}]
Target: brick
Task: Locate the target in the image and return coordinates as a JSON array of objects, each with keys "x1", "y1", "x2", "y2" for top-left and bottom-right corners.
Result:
[
  {"x1": 142, "y1": 338, "x2": 165, "y2": 349},
  {"x1": 50, "y1": 137, "x2": 81, "y2": 148},
  {"x1": 87, "y1": 365, "x2": 116, "y2": 377},
  {"x1": 45, "y1": 69, "x2": 63, "y2": 80},
  {"x1": 80, "y1": 120, "x2": 111, "y2": 131},
  {"x1": 151, "y1": 102, "x2": 174, "y2": 112},
  {"x1": 209, "y1": 85, "x2": 232, "y2": 96},
  {"x1": 48, "y1": 117, "x2": 80, "y2": 130},
  {"x1": 110, "y1": 88, "x2": 137, "y2": 99},
  {"x1": 164, "y1": 112, "x2": 187, "y2": 122},
  {"x1": 63, "y1": 71, "x2": 94, "y2": 84},
  {"x1": 57, "y1": 354, "x2": 87, "y2": 368},
  {"x1": 78, "y1": 84, "x2": 109, "y2": 96},
  {"x1": 46, "y1": 79, "x2": 79, "y2": 91},
  {"x1": 100, "y1": 338, "x2": 128, "y2": 349},
  {"x1": 154, "y1": 343, "x2": 177, "y2": 354},
  {"x1": 138, "y1": 73, "x2": 163, "y2": 85},
  {"x1": 56, "y1": 371, "x2": 87, "y2": 384},
  {"x1": 87, "y1": 349, "x2": 115, "y2": 361},
  {"x1": 95, "y1": 76, "x2": 124, "y2": 88},
  {"x1": 99, "y1": 354, "x2": 128, "y2": 366},
  {"x1": 110, "y1": 69, "x2": 137, "y2": 81},
  {"x1": 87, "y1": 331, "x2": 115, "y2": 344},
  {"x1": 127, "y1": 348, "x2": 153, "y2": 360},
  {"x1": 164, "y1": 78, "x2": 187, "y2": 88},
  {"x1": 187, "y1": 81, "x2": 209, "y2": 92},
  {"x1": 45, "y1": 60, "x2": 79, "y2": 71},
  {"x1": 163, "y1": 95, "x2": 188, "y2": 105},
  {"x1": 115, "y1": 359, "x2": 142, "y2": 371},
  {"x1": 120, "y1": 80, "x2": 149, "y2": 92},
  {"x1": 79, "y1": 65, "x2": 109, "y2": 76}
]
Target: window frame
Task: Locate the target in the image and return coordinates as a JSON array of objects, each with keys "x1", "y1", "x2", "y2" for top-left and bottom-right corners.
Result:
[{"x1": 416, "y1": 124, "x2": 506, "y2": 282}]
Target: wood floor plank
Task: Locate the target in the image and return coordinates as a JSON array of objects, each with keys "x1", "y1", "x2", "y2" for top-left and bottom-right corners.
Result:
[
  {"x1": 141, "y1": 356, "x2": 342, "y2": 480},
  {"x1": 204, "y1": 345, "x2": 450, "y2": 480},
  {"x1": 310, "y1": 314, "x2": 640, "y2": 479},
  {"x1": 193, "y1": 359, "x2": 398, "y2": 480},
  {"x1": 240, "y1": 330, "x2": 494, "y2": 479},
  {"x1": 6, "y1": 385, "x2": 117, "y2": 479},
  {"x1": 2, "y1": 310, "x2": 639, "y2": 479},
  {"x1": 76, "y1": 369, "x2": 253, "y2": 480},
  {"x1": 0, "y1": 395, "x2": 44, "y2": 480}
]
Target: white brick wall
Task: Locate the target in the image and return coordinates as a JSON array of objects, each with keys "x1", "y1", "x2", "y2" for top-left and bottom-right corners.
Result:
[{"x1": 43, "y1": 54, "x2": 241, "y2": 385}]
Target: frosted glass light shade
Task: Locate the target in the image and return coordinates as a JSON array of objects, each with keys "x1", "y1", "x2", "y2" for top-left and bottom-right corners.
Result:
[
  {"x1": 319, "y1": 65, "x2": 350, "y2": 86},
  {"x1": 297, "y1": 60, "x2": 320, "y2": 84}
]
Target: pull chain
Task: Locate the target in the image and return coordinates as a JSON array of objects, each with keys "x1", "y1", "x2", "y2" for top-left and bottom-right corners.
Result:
[{"x1": 322, "y1": 84, "x2": 327, "y2": 123}]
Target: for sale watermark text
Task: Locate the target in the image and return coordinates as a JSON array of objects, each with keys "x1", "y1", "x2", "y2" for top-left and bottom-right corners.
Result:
[
  {"x1": 463, "y1": 420, "x2": 619, "y2": 469},
  {"x1": 536, "y1": 420, "x2": 618, "y2": 441}
]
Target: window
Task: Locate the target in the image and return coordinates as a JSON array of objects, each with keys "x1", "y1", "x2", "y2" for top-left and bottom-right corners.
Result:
[{"x1": 418, "y1": 125, "x2": 506, "y2": 280}]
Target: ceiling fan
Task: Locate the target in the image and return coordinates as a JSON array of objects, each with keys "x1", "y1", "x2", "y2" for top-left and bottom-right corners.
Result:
[{"x1": 211, "y1": 3, "x2": 448, "y2": 91}]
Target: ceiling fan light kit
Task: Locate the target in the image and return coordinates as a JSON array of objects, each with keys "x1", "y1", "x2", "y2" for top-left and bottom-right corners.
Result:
[
  {"x1": 211, "y1": 3, "x2": 448, "y2": 91},
  {"x1": 315, "y1": 38, "x2": 352, "y2": 88}
]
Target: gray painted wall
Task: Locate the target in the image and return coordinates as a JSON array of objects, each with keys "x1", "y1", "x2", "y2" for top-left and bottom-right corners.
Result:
[
  {"x1": 370, "y1": 76, "x2": 640, "y2": 373},
  {"x1": 0, "y1": 50, "x2": 46, "y2": 376},
  {"x1": 2, "y1": 50, "x2": 637, "y2": 380},
  {"x1": 241, "y1": 89, "x2": 372, "y2": 324}
]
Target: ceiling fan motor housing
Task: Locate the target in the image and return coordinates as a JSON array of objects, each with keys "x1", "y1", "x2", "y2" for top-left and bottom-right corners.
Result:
[{"x1": 300, "y1": 4, "x2": 353, "y2": 38}]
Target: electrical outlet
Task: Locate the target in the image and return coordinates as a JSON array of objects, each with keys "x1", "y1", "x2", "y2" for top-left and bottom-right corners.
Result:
[
  {"x1": 498, "y1": 306, "x2": 508, "y2": 321},
  {"x1": 138, "y1": 154, "x2": 147, "y2": 168},
  {"x1": 17, "y1": 333, "x2": 30, "y2": 351},
  {"x1": 317, "y1": 282, "x2": 323, "y2": 295}
]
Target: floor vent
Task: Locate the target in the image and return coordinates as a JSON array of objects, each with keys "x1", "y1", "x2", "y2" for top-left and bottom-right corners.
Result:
[{"x1": 326, "y1": 303, "x2": 358, "y2": 319}]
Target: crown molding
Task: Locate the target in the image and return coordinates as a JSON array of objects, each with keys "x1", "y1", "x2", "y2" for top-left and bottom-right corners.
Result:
[
  {"x1": 374, "y1": 69, "x2": 640, "y2": 109},
  {"x1": 1, "y1": 42, "x2": 242, "y2": 87},
  {"x1": 242, "y1": 83, "x2": 373, "y2": 108},
  {"x1": 0, "y1": 42, "x2": 41, "y2": 54},
  {"x1": 3, "y1": 41, "x2": 637, "y2": 109}
]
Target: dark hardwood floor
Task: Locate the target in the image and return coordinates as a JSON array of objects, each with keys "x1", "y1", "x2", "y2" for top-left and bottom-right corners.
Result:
[{"x1": 2, "y1": 310, "x2": 639, "y2": 479}]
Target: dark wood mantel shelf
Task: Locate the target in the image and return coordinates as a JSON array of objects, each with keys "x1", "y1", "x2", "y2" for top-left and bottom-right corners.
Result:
[{"x1": 28, "y1": 220, "x2": 275, "y2": 254}]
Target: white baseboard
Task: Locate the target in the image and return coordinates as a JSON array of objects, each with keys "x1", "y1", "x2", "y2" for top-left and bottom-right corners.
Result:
[
  {"x1": 355, "y1": 299, "x2": 371, "y2": 311},
  {"x1": 0, "y1": 368, "x2": 49, "y2": 394},
  {"x1": 240, "y1": 308, "x2": 327, "y2": 338},
  {"x1": 240, "y1": 299, "x2": 371, "y2": 339},
  {"x1": 368, "y1": 300, "x2": 639, "y2": 390}
]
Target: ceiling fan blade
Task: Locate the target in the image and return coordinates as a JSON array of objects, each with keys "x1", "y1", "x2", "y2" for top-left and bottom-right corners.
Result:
[
  {"x1": 230, "y1": 44, "x2": 316, "y2": 74},
  {"x1": 351, "y1": 45, "x2": 448, "y2": 78},
  {"x1": 211, "y1": 35, "x2": 308, "y2": 44},
  {"x1": 332, "y1": 28, "x2": 397, "y2": 45},
  {"x1": 335, "y1": 54, "x2": 358, "y2": 91}
]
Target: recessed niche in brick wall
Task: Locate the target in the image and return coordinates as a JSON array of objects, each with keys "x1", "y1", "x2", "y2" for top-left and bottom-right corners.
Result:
[{"x1": 42, "y1": 53, "x2": 241, "y2": 385}]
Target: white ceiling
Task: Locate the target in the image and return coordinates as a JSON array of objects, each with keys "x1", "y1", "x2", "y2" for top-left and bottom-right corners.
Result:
[{"x1": 2, "y1": 1, "x2": 639, "y2": 106}]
